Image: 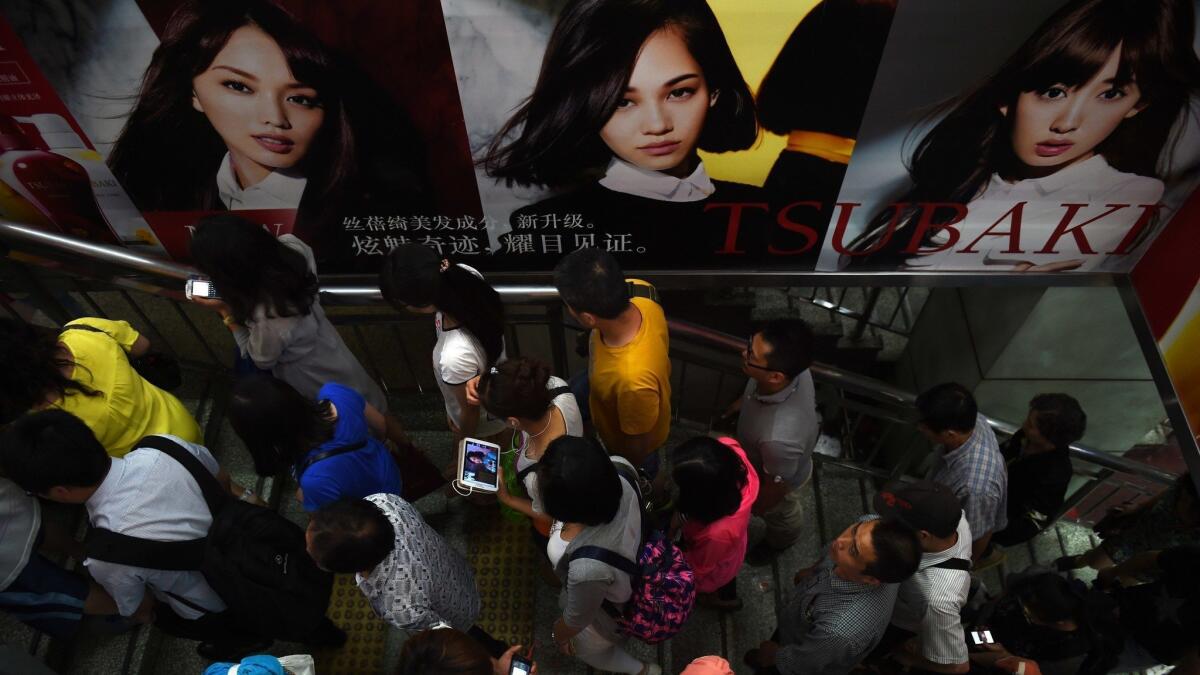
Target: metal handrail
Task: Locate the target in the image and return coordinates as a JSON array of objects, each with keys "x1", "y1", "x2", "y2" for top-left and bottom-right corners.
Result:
[
  {"x1": 668, "y1": 321, "x2": 1177, "y2": 485},
  {"x1": 0, "y1": 221, "x2": 562, "y2": 302},
  {"x1": 0, "y1": 220, "x2": 1177, "y2": 484}
]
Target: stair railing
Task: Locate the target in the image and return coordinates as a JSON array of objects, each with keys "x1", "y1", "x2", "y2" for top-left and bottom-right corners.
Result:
[{"x1": 0, "y1": 220, "x2": 1180, "y2": 495}]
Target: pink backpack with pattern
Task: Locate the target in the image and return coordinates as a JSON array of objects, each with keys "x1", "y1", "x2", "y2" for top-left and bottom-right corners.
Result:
[{"x1": 569, "y1": 464, "x2": 696, "y2": 643}]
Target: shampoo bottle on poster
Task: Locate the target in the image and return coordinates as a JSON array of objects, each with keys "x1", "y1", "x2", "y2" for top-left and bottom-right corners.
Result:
[
  {"x1": 0, "y1": 114, "x2": 118, "y2": 243},
  {"x1": 0, "y1": 116, "x2": 58, "y2": 230},
  {"x1": 21, "y1": 113, "x2": 164, "y2": 251}
]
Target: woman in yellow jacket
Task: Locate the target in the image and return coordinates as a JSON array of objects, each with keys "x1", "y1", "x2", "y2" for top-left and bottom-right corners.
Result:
[{"x1": 0, "y1": 317, "x2": 201, "y2": 457}]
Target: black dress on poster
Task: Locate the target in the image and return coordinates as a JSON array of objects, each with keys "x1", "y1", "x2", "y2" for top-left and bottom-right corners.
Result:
[{"x1": 755, "y1": 0, "x2": 897, "y2": 268}]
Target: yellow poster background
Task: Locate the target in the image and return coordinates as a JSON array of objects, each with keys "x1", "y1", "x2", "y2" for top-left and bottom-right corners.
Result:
[{"x1": 701, "y1": 0, "x2": 822, "y2": 186}]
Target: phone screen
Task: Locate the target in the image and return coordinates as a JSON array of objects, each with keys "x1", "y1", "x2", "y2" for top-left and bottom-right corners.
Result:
[
  {"x1": 508, "y1": 657, "x2": 533, "y2": 675},
  {"x1": 192, "y1": 280, "x2": 213, "y2": 297},
  {"x1": 970, "y1": 630, "x2": 994, "y2": 645},
  {"x1": 461, "y1": 439, "x2": 499, "y2": 490}
]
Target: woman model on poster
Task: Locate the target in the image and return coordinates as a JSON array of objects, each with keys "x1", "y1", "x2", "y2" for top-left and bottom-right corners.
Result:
[
  {"x1": 108, "y1": 0, "x2": 425, "y2": 254},
  {"x1": 482, "y1": 0, "x2": 763, "y2": 270},
  {"x1": 845, "y1": 0, "x2": 1200, "y2": 272}
]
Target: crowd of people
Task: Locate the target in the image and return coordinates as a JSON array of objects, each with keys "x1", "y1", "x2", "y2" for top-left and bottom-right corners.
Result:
[{"x1": 0, "y1": 215, "x2": 1197, "y2": 675}]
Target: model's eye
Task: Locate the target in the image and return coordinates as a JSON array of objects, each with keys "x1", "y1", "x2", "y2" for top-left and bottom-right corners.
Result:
[
  {"x1": 287, "y1": 93, "x2": 323, "y2": 109},
  {"x1": 1098, "y1": 87, "x2": 1127, "y2": 101},
  {"x1": 614, "y1": 98, "x2": 635, "y2": 109},
  {"x1": 667, "y1": 87, "x2": 696, "y2": 100},
  {"x1": 1038, "y1": 86, "x2": 1068, "y2": 100},
  {"x1": 221, "y1": 80, "x2": 252, "y2": 93}
]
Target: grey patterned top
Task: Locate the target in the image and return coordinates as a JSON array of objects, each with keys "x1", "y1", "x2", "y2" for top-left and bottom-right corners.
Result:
[{"x1": 357, "y1": 494, "x2": 480, "y2": 632}]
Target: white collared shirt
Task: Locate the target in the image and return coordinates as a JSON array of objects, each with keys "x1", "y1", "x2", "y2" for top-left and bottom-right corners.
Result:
[
  {"x1": 905, "y1": 154, "x2": 1163, "y2": 272},
  {"x1": 215, "y1": 152, "x2": 308, "y2": 210},
  {"x1": 891, "y1": 512, "x2": 974, "y2": 665},
  {"x1": 83, "y1": 435, "x2": 227, "y2": 620},
  {"x1": 598, "y1": 156, "x2": 715, "y2": 202}
]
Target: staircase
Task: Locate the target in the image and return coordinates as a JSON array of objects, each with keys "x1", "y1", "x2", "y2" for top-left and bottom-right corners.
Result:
[
  {"x1": 0, "y1": 286, "x2": 1113, "y2": 675},
  {"x1": 0, "y1": 222, "x2": 1177, "y2": 674}
]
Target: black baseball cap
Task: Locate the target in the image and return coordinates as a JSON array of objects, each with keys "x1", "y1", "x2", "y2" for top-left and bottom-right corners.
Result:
[{"x1": 873, "y1": 480, "x2": 962, "y2": 538}]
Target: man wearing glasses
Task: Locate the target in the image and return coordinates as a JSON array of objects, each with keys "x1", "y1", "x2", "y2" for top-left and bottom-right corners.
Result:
[{"x1": 724, "y1": 319, "x2": 820, "y2": 564}]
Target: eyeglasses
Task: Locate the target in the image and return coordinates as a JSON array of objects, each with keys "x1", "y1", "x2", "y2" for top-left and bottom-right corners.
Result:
[{"x1": 743, "y1": 335, "x2": 777, "y2": 373}]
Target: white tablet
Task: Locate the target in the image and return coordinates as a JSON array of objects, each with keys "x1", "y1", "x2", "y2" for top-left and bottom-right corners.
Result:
[{"x1": 456, "y1": 437, "x2": 501, "y2": 493}]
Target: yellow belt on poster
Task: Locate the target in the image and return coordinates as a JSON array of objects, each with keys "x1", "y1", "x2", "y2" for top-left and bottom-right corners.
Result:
[{"x1": 786, "y1": 130, "x2": 856, "y2": 165}]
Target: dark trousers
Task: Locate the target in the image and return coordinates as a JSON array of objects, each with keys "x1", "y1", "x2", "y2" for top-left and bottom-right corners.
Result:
[
  {"x1": 867, "y1": 624, "x2": 917, "y2": 662},
  {"x1": 751, "y1": 629, "x2": 784, "y2": 675},
  {"x1": 717, "y1": 577, "x2": 738, "y2": 601},
  {"x1": 468, "y1": 624, "x2": 508, "y2": 659},
  {"x1": 154, "y1": 606, "x2": 248, "y2": 644},
  {"x1": 992, "y1": 517, "x2": 1042, "y2": 547},
  {"x1": 155, "y1": 605, "x2": 341, "y2": 647}
]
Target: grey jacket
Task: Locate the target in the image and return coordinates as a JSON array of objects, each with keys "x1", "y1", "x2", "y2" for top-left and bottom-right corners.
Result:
[
  {"x1": 553, "y1": 458, "x2": 643, "y2": 639},
  {"x1": 230, "y1": 235, "x2": 387, "y2": 413}
]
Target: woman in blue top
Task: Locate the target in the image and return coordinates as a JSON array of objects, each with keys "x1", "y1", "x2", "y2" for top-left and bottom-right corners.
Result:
[{"x1": 228, "y1": 374, "x2": 402, "y2": 511}]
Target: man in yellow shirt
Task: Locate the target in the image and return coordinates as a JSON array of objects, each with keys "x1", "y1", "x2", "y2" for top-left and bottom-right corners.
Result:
[{"x1": 553, "y1": 249, "x2": 671, "y2": 475}]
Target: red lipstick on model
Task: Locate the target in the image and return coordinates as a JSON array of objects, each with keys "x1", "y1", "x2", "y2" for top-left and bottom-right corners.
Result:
[
  {"x1": 1034, "y1": 140, "x2": 1074, "y2": 157},
  {"x1": 638, "y1": 140, "x2": 680, "y2": 156},
  {"x1": 253, "y1": 134, "x2": 295, "y2": 154}
]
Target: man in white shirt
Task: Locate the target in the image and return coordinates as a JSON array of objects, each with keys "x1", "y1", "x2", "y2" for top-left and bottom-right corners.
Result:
[
  {"x1": 0, "y1": 410, "x2": 266, "y2": 659},
  {"x1": 873, "y1": 481, "x2": 973, "y2": 674}
]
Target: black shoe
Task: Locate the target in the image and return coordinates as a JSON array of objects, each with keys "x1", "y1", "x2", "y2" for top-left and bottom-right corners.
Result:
[
  {"x1": 196, "y1": 637, "x2": 273, "y2": 661},
  {"x1": 1054, "y1": 554, "x2": 1080, "y2": 572},
  {"x1": 304, "y1": 618, "x2": 348, "y2": 649},
  {"x1": 745, "y1": 541, "x2": 787, "y2": 567},
  {"x1": 697, "y1": 591, "x2": 744, "y2": 612}
]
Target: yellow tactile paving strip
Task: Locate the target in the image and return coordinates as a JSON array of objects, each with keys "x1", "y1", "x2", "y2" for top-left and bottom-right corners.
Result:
[
  {"x1": 465, "y1": 507, "x2": 537, "y2": 646},
  {"x1": 309, "y1": 508, "x2": 535, "y2": 674},
  {"x1": 313, "y1": 574, "x2": 388, "y2": 675}
]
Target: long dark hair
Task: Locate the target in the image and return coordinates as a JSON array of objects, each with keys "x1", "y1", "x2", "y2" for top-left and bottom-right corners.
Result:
[
  {"x1": 0, "y1": 319, "x2": 100, "y2": 424},
  {"x1": 227, "y1": 373, "x2": 335, "y2": 475},
  {"x1": 757, "y1": 0, "x2": 897, "y2": 137},
  {"x1": 538, "y1": 435, "x2": 622, "y2": 525},
  {"x1": 107, "y1": 0, "x2": 354, "y2": 211},
  {"x1": 672, "y1": 436, "x2": 748, "y2": 524},
  {"x1": 481, "y1": 0, "x2": 758, "y2": 188},
  {"x1": 189, "y1": 214, "x2": 319, "y2": 323},
  {"x1": 478, "y1": 356, "x2": 555, "y2": 421},
  {"x1": 1010, "y1": 573, "x2": 1121, "y2": 675},
  {"x1": 379, "y1": 244, "x2": 505, "y2": 367},
  {"x1": 849, "y1": 0, "x2": 1200, "y2": 261}
]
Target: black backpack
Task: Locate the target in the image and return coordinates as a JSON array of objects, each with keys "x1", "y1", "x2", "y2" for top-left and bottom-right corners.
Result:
[{"x1": 85, "y1": 436, "x2": 333, "y2": 642}]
